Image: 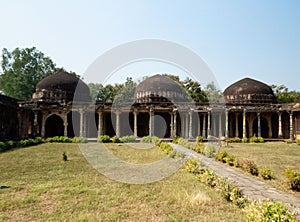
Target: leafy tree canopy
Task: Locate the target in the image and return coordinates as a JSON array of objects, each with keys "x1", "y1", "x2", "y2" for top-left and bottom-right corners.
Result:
[
  {"x1": 270, "y1": 84, "x2": 300, "y2": 103},
  {"x1": 0, "y1": 47, "x2": 59, "y2": 100}
]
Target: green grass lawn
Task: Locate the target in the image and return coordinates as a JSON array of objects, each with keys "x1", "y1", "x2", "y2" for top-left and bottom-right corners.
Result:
[
  {"x1": 221, "y1": 142, "x2": 300, "y2": 197},
  {"x1": 0, "y1": 143, "x2": 245, "y2": 221}
]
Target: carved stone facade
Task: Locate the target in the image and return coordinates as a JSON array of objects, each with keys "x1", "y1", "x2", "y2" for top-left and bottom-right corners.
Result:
[{"x1": 1, "y1": 71, "x2": 300, "y2": 141}]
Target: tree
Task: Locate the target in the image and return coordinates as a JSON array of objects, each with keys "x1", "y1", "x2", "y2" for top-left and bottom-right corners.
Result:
[
  {"x1": 204, "y1": 82, "x2": 223, "y2": 103},
  {"x1": 114, "y1": 77, "x2": 137, "y2": 104},
  {"x1": 0, "y1": 47, "x2": 58, "y2": 100},
  {"x1": 183, "y1": 77, "x2": 208, "y2": 103},
  {"x1": 270, "y1": 84, "x2": 300, "y2": 103}
]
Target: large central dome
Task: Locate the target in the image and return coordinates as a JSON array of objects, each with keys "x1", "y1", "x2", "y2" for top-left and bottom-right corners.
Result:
[
  {"x1": 223, "y1": 77, "x2": 277, "y2": 104},
  {"x1": 135, "y1": 74, "x2": 188, "y2": 103},
  {"x1": 33, "y1": 70, "x2": 91, "y2": 103}
]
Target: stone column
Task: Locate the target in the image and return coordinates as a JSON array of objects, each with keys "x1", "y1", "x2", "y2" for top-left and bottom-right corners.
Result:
[
  {"x1": 33, "y1": 111, "x2": 39, "y2": 136},
  {"x1": 149, "y1": 106, "x2": 154, "y2": 136},
  {"x1": 115, "y1": 111, "x2": 121, "y2": 138},
  {"x1": 290, "y1": 112, "x2": 294, "y2": 141},
  {"x1": 235, "y1": 113, "x2": 239, "y2": 138},
  {"x1": 213, "y1": 114, "x2": 217, "y2": 136},
  {"x1": 202, "y1": 113, "x2": 206, "y2": 138},
  {"x1": 98, "y1": 111, "x2": 103, "y2": 138},
  {"x1": 189, "y1": 109, "x2": 193, "y2": 139},
  {"x1": 133, "y1": 110, "x2": 138, "y2": 137},
  {"x1": 170, "y1": 112, "x2": 174, "y2": 138},
  {"x1": 243, "y1": 109, "x2": 247, "y2": 138},
  {"x1": 63, "y1": 114, "x2": 68, "y2": 137},
  {"x1": 207, "y1": 111, "x2": 211, "y2": 137},
  {"x1": 185, "y1": 112, "x2": 189, "y2": 138},
  {"x1": 79, "y1": 109, "x2": 84, "y2": 137},
  {"x1": 197, "y1": 113, "x2": 201, "y2": 136},
  {"x1": 173, "y1": 111, "x2": 177, "y2": 137},
  {"x1": 225, "y1": 109, "x2": 229, "y2": 138},
  {"x1": 41, "y1": 112, "x2": 46, "y2": 138},
  {"x1": 257, "y1": 112, "x2": 261, "y2": 137},
  {"x1": 278, "y1": 112, "x2": 283, "y2": 138},
  {"x1": 218, "y1": 112, "x2": 222, "y2": 137}
]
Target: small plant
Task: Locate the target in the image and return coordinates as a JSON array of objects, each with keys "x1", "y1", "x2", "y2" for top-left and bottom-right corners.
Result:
[
  {"x1": 98, "y1": 135, "x2": 110, "y2": 143},
  {"x1": 240, "y1": 159, "x2": 259, "y2": 176},
  {"x1": 159, "y1": 142, "x2": 173, "y2": 155},
  {"x1": 194, "y1": 143, "x2": 205, "y2": 154},
  {"x1": 260, "y1": 167, "x2": 275, "y2": 180},
  {"x1": 296, "y1": 139, "x2": 300, "y2": 145},
  {"x1": 203, "y1": 144, "x2": 218, "y2": 158},
  {"x1": 120, "y1": 135, "x2": 136, "y2": 143},
  {"x1": 220, "y1": 179, "x2": 248, "y2": 208},
  {"x1": 243, "y1": 200, "x2": 296, "y2": 222},
  {"x1": 215, "y1": 151, "x2": 229, "y2": 163},
  {"x1": 284, "y1": 168, "x2": 300, "y2": 191},
  {"x1": 185, "y1": 158, "x2": 202, "y2": 174},
  {"x1": 71, "y1": 137, "x2": 88, "y2": 143},
  {"x1": 172, "y1": 137, "x2": 179, "y2": 144},
  {"x1": 242, "y1": 137, "x2": 248, "y2": 143},
  {"x1": 224, "y1": 155, "x2": 235, "y2": 166},
  {"x1": 285, "y1": 139, "x2": 293, "y2": 144},
  {"x1": 196, "y1": 136, "x2": 203, "y2": 143},
  {"x1": 62, "y1": 151, "x2": 68, "y2": 161},
  {"x1": 111, "y1": 135, "x2": 121, "y2": 143},
  {"x1": 176, "y1": 137, "x2": 189, "y2": 147},
  {"x1": 140, "y1": 136, "x2": 161, "y2": 145},
  {"x1": 230, "y1": 137, "x2": 241, "y2": 143}
]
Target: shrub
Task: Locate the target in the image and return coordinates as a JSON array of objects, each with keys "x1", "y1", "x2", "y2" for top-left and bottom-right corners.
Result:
[
  {"x1": 176, "y1": 137, "x2": 189, "y2": 147},
  {"x1": 224, "y1": 155, "x2": 235, "y2": 166},
  {"x1": 169, "y1": 150, "x2": 186, "y2": 159},
  {"x1": 48, "y1": 136, "x2": 72, "y2": 143},
  {"x1": 62, "y1": 151, "x2": 68, "y2": 161},
  {"x1": 111, "y1": 135, "x2": 121, "y2": 143},
  {"x1": 120, "y1": 135, "x2": 136, "y2": 143},
  {"x1": 159, "y1": 142, "x2": 173, "y2": 155},
  {"x1": 230, "y1": 137, "x2": 241, "y2": 143},
  {"x1": 185, "y1": 159, "x2": 202, "y2": 174},
  {"x1": 72, "y1": 137, "x2": 88, "y2": 143},
  {"x1": 242, "y1": 137, "x2": 248, "y2": 143},
  {"x1": 172, "y1": 137, "x2": 179, "y2": 144},
  {"x1": 220, "y1": 179, "x2": 248, "y2": 208},
  {"x1": 284, "y1": 168, "x2": 300, "y2": 191},
  {"x1": 0, "y1": 142, "x2": 7, "y2": 152},
  {"x1": 243, "y1": 200, "x2": 296, "y2": 222},
  {"x1": 257, "y1": 137, "x2": 264, "y2": 143},
  {"x1": 296, "y1": 139, "x2": 300, "y2": 145},
  {"x1": 285, "y1": 139, "x2": 293, "y2": 144},
  {"x1": 215, "y1": 151, "x2": 229, "y2": 163},
  {"x1": 98, "y1": 135, "x2": 110, "y2": 143},
  {"x1": 240, "y1": 159, "x2": 259, "y2": 176},
  {"x1": 194, "y1": 142, "x2": 205, "y2": 154},
  {"x1": 203, "y1": 144, "x2": 218, "y2": 158},
  {"x1": 197, "y1": 168, "x2": 219, "y2": 188},
  {"x1": 140, "y1": 136, "x2": 161, "y2": 146},
  {"x1": 260, "y1": 167, "x2": 275, "y2": 180},
  {"x1": 196, "y1": 136, "x2": 203, "y2": 143}
]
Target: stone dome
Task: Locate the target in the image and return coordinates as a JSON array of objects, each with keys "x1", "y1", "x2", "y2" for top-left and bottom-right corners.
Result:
[
  {"x1": 223, "y1": 77, "x2": 277, "y2": 104},
  {"x1": 33, "y1": 70, "x2": 91, "y2": 102},
  {"x1": 135, "y1": 74, "x2": 187, "y2": 103}
]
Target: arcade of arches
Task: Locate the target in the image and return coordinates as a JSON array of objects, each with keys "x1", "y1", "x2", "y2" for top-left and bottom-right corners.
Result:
[{"x1": 2, "y1": 71, "x2": 300, "y2": 141}]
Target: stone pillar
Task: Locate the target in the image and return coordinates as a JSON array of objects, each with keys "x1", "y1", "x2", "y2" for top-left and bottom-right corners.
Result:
[
  {"x1": 197, "y1": 113, "x2": 201, "y2": 136},
  {"x1": 218, "y1": 112, "x2": 222, "y2": 137},
  {"x1": 98, "y1": 111, "x2": 103, "y2": 138},
  {"x1": 278, "y1": 112, "x2": 283, "y2": 138},
  {"x1": 202, "y1": 113, "x2": 206, "y2": 138},
  {"x1": 189, "y1": 109, "x2": 193, "y2": 139},
  {"x1": 173, "y1": 111, "x2": 177, "y2": 137},
  {"x1": 257, "y1": 112, "x2": 261, "y2": 137},
  {"x1": 79, "y1": 109, "x2": 84, "y2": 137},
  {"x1": 235, "y1": 113, "x2": 239, "y2": 138},
  {"x1": 115, "y1": 111, "x2": 121, "y2": 138},
  {"x1": 170, "y1": 112, "x2": 174, "y2": 138},
  {"x1": 185, "y1": 112, "x2": 189, "y2": 138},
  {"x1": 207, "y1": 111, "x2": 211, "y2": 137},
  {"x1": 225, "y1": 109, "x2": 229, "y2": 138},
  {"x1": 63, "y1": 114, "x2": 68, "y2": 137},
  {"x1": 213, "y1": 114, "x2": 217, "y2": 136},
  {"x1": 290, "y1": 112, "x2": 294, "y2": 141},
  {"x1": 267, "y1": 117, "x2": 272, "y2": 138},
  {"x1": 133, "y1": 110, "x2": 138, "y2": 137},
  {"x1": 243, "y1": 109, "x2": 247, "y2": 138},
  {"x1": 33, "y1": 111, "x2": 39, "y2": 136},
  {"x1": 149, "y1": 106, "x2": 154, "y2": 136},
  {"x1": 41, "y1": 112, "x2": 46, "y2": 138}
]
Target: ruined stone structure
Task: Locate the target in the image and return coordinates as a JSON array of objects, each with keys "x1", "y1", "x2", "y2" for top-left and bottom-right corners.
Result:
[{"x1": 1, "y1": 71, "x2": 300, "y2": 140}]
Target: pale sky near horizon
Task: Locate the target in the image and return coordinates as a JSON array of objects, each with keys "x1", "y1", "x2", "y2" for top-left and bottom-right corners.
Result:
[{"x1": 0, "y1": 0, "x2": 299, "y2": 91}]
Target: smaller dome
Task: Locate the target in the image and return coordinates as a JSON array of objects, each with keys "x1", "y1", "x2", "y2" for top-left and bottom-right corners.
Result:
[
  {"x1": 135, "y1": 74, "x2": 187, "y2": 103},
  {"x1": 223, "y1": 77, "x2": 277, "y2": 104},
  {"x1": 33, "y1": 70, "x2": 91, "y2": 102}
]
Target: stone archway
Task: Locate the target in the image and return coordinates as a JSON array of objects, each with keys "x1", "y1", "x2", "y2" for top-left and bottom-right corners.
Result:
[{"x1": 45, "y1": 114, "x2": 64, "y2": 137}]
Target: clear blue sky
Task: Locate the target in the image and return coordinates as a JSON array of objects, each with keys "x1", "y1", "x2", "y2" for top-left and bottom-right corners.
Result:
[{"x1": 0, "y1": 0, "x2": 299, "y2": 91}]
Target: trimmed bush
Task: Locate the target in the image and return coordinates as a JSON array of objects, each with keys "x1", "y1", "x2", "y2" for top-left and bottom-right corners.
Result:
[
  {"x1": 196, "y1": 136, "x2": 203, "y2": 143},
  {"x1": 111, "y1": 135, "x2": 121, "y2": 143},
  {"x1": 203, "y1": 144, "x2": 218, "y2": 158},
  {"x1": 120, "y1": 135, "x2": 136, "y2": 143},
  {"x1": 185, "y1": 158, "x2": 202, "y2": 174},
  {"x1": 159, "y1": 142, "x2": 173, "y2": 155},
  {"x1": 242, "y1": 137, "x2": 248, "y2": 143},
  {"x1": 230, "y1": 137, "x2": 241, "y2": 143},
  {"x1": 285, "y1": 139, "x2": 293, "y2": 144},
  {"x1": 48, "y1": 136, "x2": 72, "y2": 143},
  {"x1": 140, "y1": 136, "x2": 161, "y2": 146},
  {"x1": 243, "y1": 200, "x2": 296, "y2": 221},
  {"x1": 250, "y1": 135, "x2": 264, "y2": 143},
  {"x1": 240, "y1": 159, "x2": 259, "y2": 176},
  {"x1": 98, "y1": 135, "x2": 110, "y2": 143},
  {"x1": 284, "y1": 168, "x2": 300, "y2": 191},
  {"x1": 194, "y1": 142, "x2": 205, "y2": 154},
  {"x1": 296, "y1": 139, "x2": 300, "y2": 145},
  {"x1": 260, "y1": 167, "x2": 275, "y2": 180},
  {"x1": 215, "y1": 151, "x2": 229, "y2": 163},
  {"x1": 72, "y1": 137, "x2": 88, "y2": 143},
  {"x1": 172, "y1": 137, "x2": 179, "y2": 144}
]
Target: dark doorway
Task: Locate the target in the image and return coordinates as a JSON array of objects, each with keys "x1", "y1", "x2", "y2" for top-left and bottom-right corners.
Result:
[{"x1": 45, "y1": 114, "x2": 64, "y2": 137}]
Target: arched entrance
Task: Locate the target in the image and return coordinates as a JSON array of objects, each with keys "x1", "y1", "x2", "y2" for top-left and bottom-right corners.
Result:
[{"x1": 45, "y1": 114, "x2": 64, "y2": 137}]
